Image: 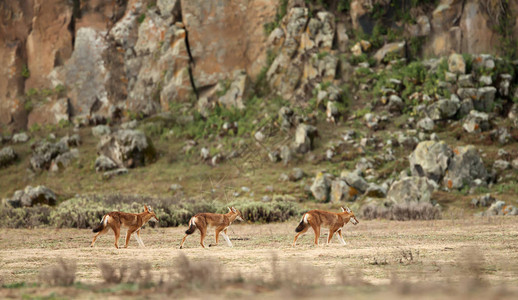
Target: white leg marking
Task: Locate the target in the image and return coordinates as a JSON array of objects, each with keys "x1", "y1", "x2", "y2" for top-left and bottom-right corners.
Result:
[{"x1": 220, "y1": 232, "x2": 233, "y2": 247}]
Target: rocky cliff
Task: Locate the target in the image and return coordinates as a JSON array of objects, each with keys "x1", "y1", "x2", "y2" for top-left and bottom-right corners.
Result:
[{"x1": 1, "y1": 0, "x2": 517, "y2": 131}]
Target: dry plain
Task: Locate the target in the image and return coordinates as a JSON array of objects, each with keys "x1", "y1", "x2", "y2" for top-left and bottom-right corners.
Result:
[{"x1": 1, "y1": 217, "x2": 518, "y2": 299}]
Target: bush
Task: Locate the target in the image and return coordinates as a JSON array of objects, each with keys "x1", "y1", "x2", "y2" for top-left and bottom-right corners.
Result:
[
  {"x1": 39, "y1": 259, "x2": 76, "y2": 286},
  {"x1": 0, "y1": 195, "x2": 301, "y2": 228},
  {"x1": 361, "y1": 202, "x2": 441, "y2": 221}
]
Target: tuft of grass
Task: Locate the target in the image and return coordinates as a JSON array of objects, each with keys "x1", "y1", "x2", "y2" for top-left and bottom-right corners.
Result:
[{"x1": 39, "y1": 259, "x2": 76, "y2": 286}]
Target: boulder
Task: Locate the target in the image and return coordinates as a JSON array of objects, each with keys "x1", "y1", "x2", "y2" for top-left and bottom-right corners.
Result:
[
  {"x1": 12, "y1": 133, "x2": 29, "y2": 143},
  {"x1": 365, "y1": 183, "x2": 387, "y2": 198},
  {"x1": 457, "y1": 98, "x2": 474, "y2": 118},
  {"x1": 290, "y1": 168, "x2": 305, "y2": 182},
  {"x1": 417, "y1": 117, "x2": 434, "y2": 132},
  {"x1": 482, "y1": 201, "x2": 517, "y2": 216},
  {"x1": 443, "y1": 145, "x2": 488, "y2": 189},
  {"x1": 280, "y1": 145, "x2": 292, "y2": 165},
  {"x1": 373, "y1": 41, "x2": 406, "y2": 63},
  {"x1": 92, "y1": 125, "x2": 111, "y2": 138},
  {"x1": 479, "y1": 75, "x2": 492, "y2": 86},
  {"x1": 330, "y1": 179, "x2": 358, "y2": 203},
  {"x1": 50, "y1": 149, "x2": 79, "y2": 172},
  {"x1": 97, "y1": 130, "x2": 156, "y2": 168},
  {"x1": 493, "y1": 160, "x2": 510, "y2": 171},
  {"x1": 7, "y1": 185, "x2": 57, "y2": 208},
  {"x1": 409, "y1": 141, "x2": 452, "y2": 182},
  {"x1": 294, "y1": 124, "x2": 318, "y2": 153},
  {"x1": 386, "y1": 176, "x2": 437, "y2": 204},
  {"x1": 387, "y1": 95, "x2": 404, "y2": 113},
  {"x1": 463, "y1": 111, "x2": 490, "y2": 133},
  {"x1": 447, "y1": 53, "x2": 465, "y2": 74},
  {"x1": 95, "y1": 155, "x2": 118, "y2": 172},
  {"x1": 458, "y1": 74, "x2": 474, "y2": 88},
  {"x1": 341, "y1": 170, "x2": 369, "y2": 193},
  {"x1": 457, "y1": 88, "x2": 477, "y2": 100},
  {"x1": 30, "y1": 140, "x2": 70, "y2": 171},
  {"x1": 310, "y1": 172, "x2": 332, "y2": 202},
  {"x1": 0, "y1": 147, "x2": 17, "y2": 168},
  {"x1": 425, "y1": 99, "x2": 460, "y2": 121},
  {"x1": 474, "y1": 87, "x2": 496, "y2": 112}
]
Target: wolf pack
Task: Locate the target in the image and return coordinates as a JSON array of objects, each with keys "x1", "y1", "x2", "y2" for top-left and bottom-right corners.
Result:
[{"x1": 90, "y1": 205, "x2": 359, "y2": 249}]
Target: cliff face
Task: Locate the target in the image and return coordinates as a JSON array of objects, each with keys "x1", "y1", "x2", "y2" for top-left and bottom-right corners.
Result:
[{"x1": 0, "y1": 0, "x2": 516, "y2": 131}]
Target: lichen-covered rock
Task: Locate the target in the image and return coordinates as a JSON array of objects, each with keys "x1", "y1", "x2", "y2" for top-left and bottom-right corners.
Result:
[
  {"x1": 97, "y1": 130, "x2": 156, "y2": 168},
  {"x1": 7, "y1": 185, "x2": 57, "y2": 207},
  {"x1": 417, "y1": 117, "x2": 434, "y2": 132},
  {"x1": 310, "y1": 171, "x2": 332, "y2": 202},
  {"x1": 92, "y1": 125, "x2": 111, "y2": 138},
  {"x1": 50, "y1": 149, "x2": 79, "y2": 172},
  {"x1": 387, "y1": 176, "x2": 437, "y2": 204},
  {"x1": 373, "y1": 41, "x2": 406, "y2": 63},
  {"x1": 95, "y1": 155, "x2": 118, "y2": 172},
  {"x1": 443, "y1": 145, "x2": 488, "y2": 189},
  {"x1": 458, "y1": 74, "x2": 474, "y2": 88},
  {"x1": 30, "y1": 140, "x2": 70, "y2": 171},
  {"x1": 12, "y1": 133, "x2": 29, "y2": 144},
  {"x1": 341, "y1": 170, "x2": 369, "y2": 194},
  {"x1": 463, "y1": 110, "x2": 490, "y2": 133},
  {"x1": 425, "y1": 98, "x2": 460, "y2": 121},
  {"x1": 0, "y1": 147, "x2": 17, "y2": 168},
  {"x1": 409, "y1": 141, "x2": 452, "y2": 182},
  {"x1": 294, "y1": 124, "x2": 318, "y2": 153},
  {"x1": 330, "y1": 179, "x2": 358, "y2": 203},
  {"x1": 447, "y1": 53, "x2": 465, "y2": 74},
  {"x1": 474, "y1": 86, "x2": 496, "y2": 112}
]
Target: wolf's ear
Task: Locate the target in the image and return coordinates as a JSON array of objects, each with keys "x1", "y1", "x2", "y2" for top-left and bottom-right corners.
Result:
[
  {"x1": 340, "y1": 207, "x2": 346, "y2": 212},
  {"x1": 346, "y1": 207, "x2": 351, "y2": 213},
  {"x1": 228, "y1": 207, "x2": 232, "y2": 212},
  {"x1": 231, "y1": 207, "x2": 237, "y2": 213},
  {"x1": 144, "y1": 205, "x2": 149, "y2": 212}
]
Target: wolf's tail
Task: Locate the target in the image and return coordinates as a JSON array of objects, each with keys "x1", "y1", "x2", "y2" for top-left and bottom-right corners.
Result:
[
  {"x1": 92, "y1": 215, "x2": 108, "y2": 233},
  {"x1": 295, "y1": 213, "x2": 308, "y2": 232},
  {"x1": 185, "y1": 217, "x2": 197, "y2": 234}
]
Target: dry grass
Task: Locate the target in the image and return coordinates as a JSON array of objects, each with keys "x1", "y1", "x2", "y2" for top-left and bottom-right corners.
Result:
[{"x1": 1, "y1": 218, "x2": 518, "y2": 298}]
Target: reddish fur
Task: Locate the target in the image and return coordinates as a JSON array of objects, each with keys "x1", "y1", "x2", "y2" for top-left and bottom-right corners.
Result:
[
  {"x1": 293, "y1": 208, "x2": 359, "y2": 246},
  {"x1": 90, "y1": 206, "x2": 158, "y2": 249},
  {"x1": 180, "y1": 208, "x2": 244, "y2": 249}
]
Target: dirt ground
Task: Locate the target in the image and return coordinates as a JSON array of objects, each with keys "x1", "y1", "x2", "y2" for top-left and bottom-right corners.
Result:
[{"x1": 1, "y1": 217, "x2": 518, "y2": 298}]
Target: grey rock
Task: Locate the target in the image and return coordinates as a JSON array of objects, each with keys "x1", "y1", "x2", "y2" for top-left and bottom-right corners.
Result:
[
  {"x1": 512, "y1": 158, "x2": 518, "y2": 170},
  {"x1": 457, "y1": 98, "x2": 474, "y2": 118},
  {"x1": 310, "y1": 172, "x2": 332, "y2": 202},
  {"x1": 294, "y1": 124, "x2": 318, "y2": 153},
  {"x1": 448, "y1": 53, "x2": 465, "y2": 74},
  {"x1": 60, "y1": 134, "x2": 81, "y2": 147},
  {"x1": 458, "y1": 74, "x2": 474, "y2": 88},
  {"x1": 365, "y1": 183, "x2": 387, "y2": 198},
  {"x1": 254, "y1": 131, "x2": 266, "y2": 142},
  {"x1": 483, "y1": 200, "x2": 506, "y2": 216},
  {"x1": 0, "y1": 147, "x2": 17, "y2": 168},
  {"x1": 157, "y1": 0, "x2": 181, "y2": 19},
  {"x1": 7, "y1": 185, "x2": 57, "y2": 207},
  {"x1": 103, "y1": 168, "x2": 129, "y2": 180},
  {"x1": 279, "y1": 173, "x2": 290, "y2": 182},
  {"x1": 387, "y1": 176, "x2": 437, "y2": 204},
  {"x1": 268, "y1": 150, "x2": 281, "y2": 163},
  {"x1": 12, "y1": 133, "x2": 29, "y2": 143},
  {"x1": 426, "y1": 99, "x2": 460, "y2": 120},
  {"x1": 498, "y1": 74, "x2": 512, "y2": 96},
  {"x1": 443, "y1": 145, "x2": 488, "y2": 189},
  {"x1": 475, "y1": 87, "x2": 496, "y2": 112},
  {"x1": 417, "y1": 117, "x2": 434, "y2": 132},
  {"x1": 471, "y1": 194, "x2": 496, "y2": 207},
  {"x1": 479, "y1": 75, "x2": 492, "y2": 86},
  {"x1": 121, "y1": 120, "x2": 138, "y2": 130},
  {"x1": 92, "y1": 125, "x2": 111, "y2": 138},
  {"x1": 493, "y1": 160, "x2": 510, "y2": 170},
  {"x1": 457, "y1": 88, "x2": 477, "y2": 100},
  {"x1": 463, "y1": 111, "x2": 490, "y2": 133},
  {"x1": 409, "y1": 141, "x2": 452, "y2": 182},
  {"x1": 30, "y1": 140, "x2": 69, "y2": 171},
  {"x1": 97, "y1": 130, "x2": 156, "y2": 168},
  {"x1": 169, "y1": 183, "x2": 183, "y2": 192},
  {"x1": 290, "y1": 168, "x2": 305, "y2": 182},
  {"x1": 50, "y1": 149, "x2": 79, "y2": 172},
  {"x1": 388, "y1": 95, "x2": 404, "y2": 113},
  {"x1": 280, "y1": 145, "x2": 292, "y2": 165},
  {"x1": 341, "y1": 170, "x2": 369, "y2": 193},
  {"x1": 330, "y1": 179, "x2": 356, "y2": 203},
  {"x1": 95, "y1": 155, "x2": 118, "y2": 172}
]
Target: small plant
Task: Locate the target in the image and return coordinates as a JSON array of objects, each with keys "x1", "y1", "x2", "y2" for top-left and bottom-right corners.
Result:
[
  {"x1": 21, "y1": 65, "x2": 30, "y2": 78},
  {"x1": 39, "y1": 259, "x2": 76, "y2": 286},
  {"x1": 137, "y1": 13, "x2": 146, "y2": 24}
]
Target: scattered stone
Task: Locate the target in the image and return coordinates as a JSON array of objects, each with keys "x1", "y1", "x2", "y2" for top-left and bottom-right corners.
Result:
[
  {"x1": 279, "y1": 106, "x2": 294, "y2": 131},
  {"x1": 268, "y1": 150, "x2": 280, "y2": 163},
  {"x1": 386, "y1": 176, "x2": 437, "y2": 204},
  {"x1": 351, "y1": 42, "x2": 362, "y2": 56},
  {"x1": 169, "y1": 184, "x2": 183, "y2": 192},
  {"x1": 326, "y1": 101, "x2": 339, "y2": 122},
  {"x1": 30, "y1": 140, "x2": 70, "y2": 171},
  {"x1": 364, "y1": 113, "x2": 380, "y2": 129},
  {"x1": 373, "y1": 41, "x2": 406, "y2": 63},
  {"x1": 294, "y1": 124, "x2": 318, "y2": 153},
  {"x1": 409, "y1": 141, "x2": 452, "y2": 182},
  {"x1": 325, "y1": 149, "x2": 334, "y2": 160},
  {"x1": 12, "y1": 133, "x2": 29, "y2": 143},
  {"x1": 50, "y1": 149, "x2": 79, "y2": 171},
  {"x1": 498, "y1": 74, "x2": 512, "y2": 96},
  {"x1": 279, "y1": 173, "x2": 289, "y2": 182},
  {"x1": 290, "y1": 168, "x2": 305, "y2": 182},
  {"x1": 457, "y1": 88, "x2": 477, "y2": 100},
  {"x1": 95, "y1": 155, "x2": 118, "y2": 172},
  {"x1": 493, "y1": 160, "x2": 510, "y2": 171},
  {"x1": 200, "y1": 147, "x2": 210, "y2": 160},
  {"x1": 241, "y1": 186, "x2": 251, "y2": 193},
  {"x1": 457, "y1": 98, "x2": 474, "y2": 118},
  {"x1": 310, "y1": 172, "x2": 332, "y2": 202},
  {"x1": 483, "y1": 201, "x2": 518, "y2": 216},
  {"x1": 121, "y1": 120, "x2": 138, "y2": 130},
  {"x1": 7, "y1": 185, "x2": 57, "y2": 207},
  {"x1": 387, "y1": 95, "x2": 404, "y2": 113},
  {"x1": 417, "y1": 117, "x2": 434, "y2": 132},
  {"x1": 261, "y1": 196, "x2": 272, "y2": 202},
  {"x1": 92, "y1": 125, "x2": 111, "y2": 138},
  {"x1": 211, "y1": 154, "x2": 223, "y2": 166},
  {"x1": 512, "y1": 158, "x2": 518, "y2": 170},
  {"x1": 471, "y1": 194, "x2": 496, "y2": 207},
  {"x1": 443, "y1": 145, "x2": 489, "y2": 189},
  {"x1": 60, "y1": 134, "x2": 81, "y2": 147},
  {"x1": 463, "y1": 111, "x2": 490, "y2": 133},
  {"x1": 425, "y1": 99, "x2": 460, "y2": 121},
  {"x1": 254, "y1": 131, "x2": 266, "y2": 142},
  {"x1": 103, "y1": 168, "x2": 128, "y2": 180},
  {"x1": 0, "y1": 146, "x2": 17, "y2": 168}
]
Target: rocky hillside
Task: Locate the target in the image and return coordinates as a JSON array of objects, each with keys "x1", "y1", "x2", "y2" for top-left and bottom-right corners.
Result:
[{"x1": 1, "y1": 0, "x2": 518, "y2": 226}]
